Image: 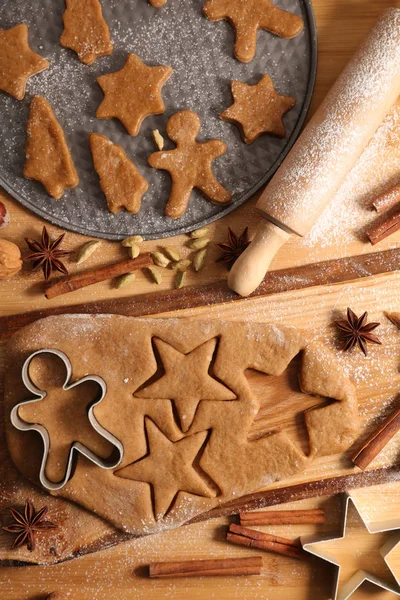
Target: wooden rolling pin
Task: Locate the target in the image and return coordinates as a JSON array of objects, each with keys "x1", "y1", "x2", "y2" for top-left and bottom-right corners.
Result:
[{"x1": 229, "y1": 9, "x2": 400, "y2": 297}]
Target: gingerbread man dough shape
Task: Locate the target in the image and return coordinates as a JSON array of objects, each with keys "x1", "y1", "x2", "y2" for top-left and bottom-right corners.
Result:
[
  {"x1": 96, "y1": 53, "x2": 172, "y2": 136},
  {"x1": 0, "y1": 24, "x2": 49, "y2": 100},
  {"x1": 60, "y1": 0, "x2": 113, "y2": 66},
  {"x1": 220, "y1": 75, "x2": 296, "y2": 144},
  {"x1": 148, "y1": 111, "x2": 232, "y2": 218},
  {"x1": 203, "y1": 0, "x2": 304, "y2": 63},
  {"x1": 90, "y1": 133, "x2": 148, "y2": 214}
]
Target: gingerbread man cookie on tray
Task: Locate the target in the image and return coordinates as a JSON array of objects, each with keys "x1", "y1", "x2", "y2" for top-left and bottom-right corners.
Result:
[{"x1": 148, "y1": 111, "x2": 232, "y2": 218}]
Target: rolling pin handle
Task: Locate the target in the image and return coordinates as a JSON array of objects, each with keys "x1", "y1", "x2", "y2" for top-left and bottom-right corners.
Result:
[{"x1": 228, "y1": 219, "x2": 290, "y2": 297}]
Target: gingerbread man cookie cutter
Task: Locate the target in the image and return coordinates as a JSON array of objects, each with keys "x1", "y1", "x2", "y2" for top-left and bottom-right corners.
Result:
[{"x1": 10, "y1": 349, "x2": 124, "y2": 491}]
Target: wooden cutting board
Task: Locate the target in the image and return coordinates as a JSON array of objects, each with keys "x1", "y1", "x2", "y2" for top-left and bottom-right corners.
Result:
[{"x1": 1, "y1": 0, "x2": 400, "y2": 598}]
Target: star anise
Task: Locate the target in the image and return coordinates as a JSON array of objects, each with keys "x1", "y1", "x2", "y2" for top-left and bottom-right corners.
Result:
[
  {"x1": 24, "y1": 226, "x2": 71, "y2": 282},
  {"x1": 216, "y1": 227, "x2": 251, "y2": 270},
  {"x1": 2, "y1": 499, "x2": 57, "y2": 551},
  {"x1": 335, "y1": 308, "x2": 382, "y2": 357}
]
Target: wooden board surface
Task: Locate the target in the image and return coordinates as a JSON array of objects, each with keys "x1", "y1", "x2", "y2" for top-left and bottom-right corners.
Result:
[{"x1": 1, "y1": 0, "x2": 400, "y2": 598}]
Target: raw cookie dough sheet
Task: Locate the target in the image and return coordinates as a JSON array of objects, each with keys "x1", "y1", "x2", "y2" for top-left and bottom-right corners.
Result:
[{"x1": 0, "y1": 0, "x2": 316, "y2": 240}]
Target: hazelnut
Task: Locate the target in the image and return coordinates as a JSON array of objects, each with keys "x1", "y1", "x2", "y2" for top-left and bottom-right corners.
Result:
[
  {"x1": 0, "y1": 201, "x2": 10, "y2": 230},
  {"x1": 0, "y1": 239, "x2": 22, "y2": 280}
]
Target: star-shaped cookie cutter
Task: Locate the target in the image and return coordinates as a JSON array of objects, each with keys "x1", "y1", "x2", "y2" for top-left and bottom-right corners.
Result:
[
  {"x1": 301, "y1": 493, "x2": 400, "y2": 600},
  {"x1": 10, "y1": 349, "x2": 124, "y2": 491}
]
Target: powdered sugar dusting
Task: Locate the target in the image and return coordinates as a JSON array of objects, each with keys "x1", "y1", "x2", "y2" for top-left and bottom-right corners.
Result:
[{"x1": 302, "y1": 105, "x2": 400, "y2": 249}]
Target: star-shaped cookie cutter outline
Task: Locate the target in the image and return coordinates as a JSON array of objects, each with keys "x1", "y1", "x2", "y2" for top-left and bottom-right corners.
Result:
[
  {"x1": 10, "y1": 349, "x2": 124, "y2": 491},
  {"x1": 301, "y1": 492, "x2": 400, "y2": 600}
]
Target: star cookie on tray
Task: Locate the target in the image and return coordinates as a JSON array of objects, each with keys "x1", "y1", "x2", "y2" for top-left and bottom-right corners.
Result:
[
  {"x1": 203, "y1": 0, "x2": 304, "y2": 63},
  {"x1": 220, "y1": 75, "x2": 296, "y2": 144},
  {"x1": 0, "y1": 24, "x2": 49, "y2": 100},
  {"x1": 148, "y1": 110, "x2": 232, "y2": 218},
  {"x1": 96, "y1": 53, "x2": 173, "y2": 136}
]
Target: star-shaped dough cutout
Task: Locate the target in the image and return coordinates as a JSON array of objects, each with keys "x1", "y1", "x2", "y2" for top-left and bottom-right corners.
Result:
[
  {"x1": 220, "y1": 75, "x2": 296, "y2": 144},
  {"x1": 203, "y1": 0, "x2": 304, "y2": 63},
  {"x1": 116, "y1": 419, "x2": 216, "y2": 518},
  {"x1": 0, "y1": 24, "x2": 49, "y2": 100},
  {"x1": 96, "y1": 53, "x2": 172, "y2": 136},
  {"x1": 303, "y1": 495, "x2": 400, "y2": 599},
  {"x1": 135, "y1": 338, "x2": 236, "y2": 432}
]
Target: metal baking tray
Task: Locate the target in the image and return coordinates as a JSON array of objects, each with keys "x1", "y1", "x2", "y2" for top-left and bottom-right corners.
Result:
[{"x1": 0, "y1": 0, "x2": 317, "y2": 240}]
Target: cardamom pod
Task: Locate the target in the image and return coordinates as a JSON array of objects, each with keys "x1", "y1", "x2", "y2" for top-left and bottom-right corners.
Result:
[
  {"x1": 190, "y1": 227, "x2": 209, "y2": 239},
  {"x1": 175, "y1": 271, "x2": 186, "y2": 289},
  {"x1": 76, "y1": 240, "x2": 101, "y2": 265},
  {"x1": 193, "y1": 248, "x2": 207, "y2": 272},
  {"x1": 121, "y1": 235, "x2": 144, "y2": 247},
  {"x1": 146, "y1": 266, "x2": 162, "y2": 285},
  {"x1": 162, "y1": 246, "x2": 181, "y2": 262},
  {"x1": 151, "y1": 251, "x2": 170, "y2": 268},
  {"x1": 171, "y1": 259, "x2": 191, "y2": 272},
  {"x1": 187, "y1": 237, "x2": 210, "y2": 250},
  {"x1": 128, "y1": 244, "x2": 140, "y2": 259},
  {"x1": 116, "y1": 273, "x2": 136, "y2": 288},
  {"x1": 152, "y1": 129, "x2": 164, "y2": 151}
]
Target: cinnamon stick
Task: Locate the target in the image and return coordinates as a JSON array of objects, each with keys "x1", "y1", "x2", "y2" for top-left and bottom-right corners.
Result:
[
  {"x1": 226, "y1": 524, "x2": 303, "y2": 559},
  {"x1": 148, "y1": 557, "x2": 263, "y2": 578},
  {"x1": 351, "y1": 404, "x2": 400, "y2": 470},
  {"x1": 2, "y1": 248, "x2": 400, "y2": 343},
  {"x1": 372, "y1": 182, "x2": 400, "y2": 213},
  {"x1": 367, "y1": 207, "x2": 400, "y2": 245},
  {"x1": 229, "y1": 523, "x2": 300, "y2": 548},
  {"x1": 45, "y1": 254, "x2": 153, "y2": 299},
  {"x1": 227, "y1": 533, "x2": 303, "y2": 560},
  {"x1": 240, "y1": 509, "x2": 325, "y2": 526}
]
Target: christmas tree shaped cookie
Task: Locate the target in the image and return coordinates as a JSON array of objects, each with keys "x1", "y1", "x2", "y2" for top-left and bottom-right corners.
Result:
[
  {"x1": 90, "y1": 133, "x2": 149, "y2": 214},
  {"x1": 0, "y1": 24, "x2": 49, "y2": 100},
  {"x1": 24, "y1": 96, "x2": 79, "y2": 199},
  {"x1": 60, "y1": 0, "x2": 113, "y2": 66}
]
